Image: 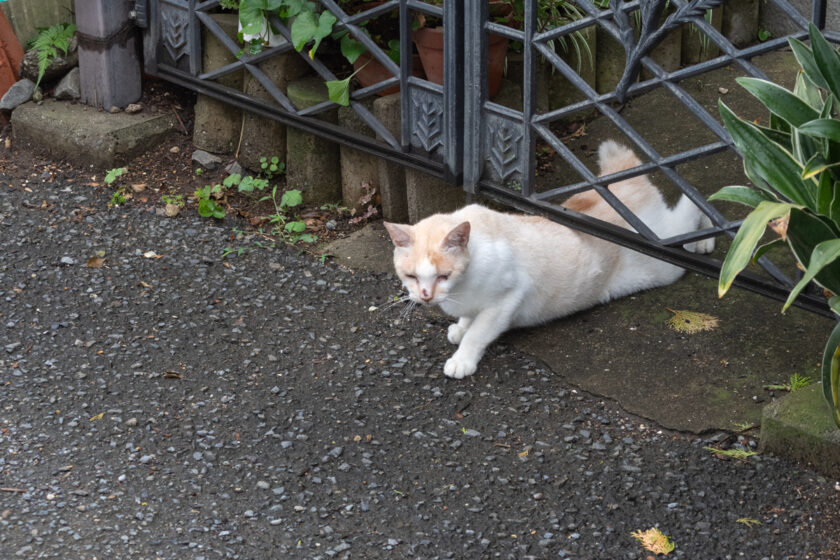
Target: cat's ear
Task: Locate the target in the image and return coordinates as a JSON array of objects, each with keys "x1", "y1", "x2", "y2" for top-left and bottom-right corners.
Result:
[
  {"x1": 442, "y1": 221, "x2": 470, "y2": 251},
  {"x1": 383, "y1": 222, "x2": 413, "y2": 248}
]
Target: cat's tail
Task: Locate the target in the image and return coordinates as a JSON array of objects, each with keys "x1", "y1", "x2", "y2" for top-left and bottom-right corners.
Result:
[{"x1": 597, "y1": 140, "x2": 641, "y2": 176}]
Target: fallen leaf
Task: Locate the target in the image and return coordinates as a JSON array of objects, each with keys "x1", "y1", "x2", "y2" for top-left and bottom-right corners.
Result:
[
  {"x1": 736, "y1": 517, "x2": 761, "y2": 528},
  {"x1": 138, "y1": 281, "x2": 153, "y2": 289},
  {"x1": 163, "y1": 371, "x2": 183, "y2": 379},
  {"x1": 86, "y1": 256, "x2": 106, "y2": 268},
  {"x1": 666, "y1": 308, "x2": 719, "y2": 334},
  {"x1": 131, "y1": 183, "x2": 147, "y2": 192},
  {"x1": 89, "y1": 412, "x2": 105, "y2": 421},
  {"x1": 631, "y1": 527, "x2": 675, "y2": 555},
  {"x1": 518, "y1": 449, "x2": 530, "y2": 458},
  {"x1": 769, "y1": 213, "x2": 789, "y2": 240}
]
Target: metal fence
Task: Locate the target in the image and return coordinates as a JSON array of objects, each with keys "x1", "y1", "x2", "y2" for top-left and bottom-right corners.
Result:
[{"x1": 137, "y1": 0, "x2": 837, "y2": 316}]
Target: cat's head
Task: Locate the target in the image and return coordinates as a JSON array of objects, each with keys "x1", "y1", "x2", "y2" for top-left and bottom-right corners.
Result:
[{"x1": 383, "y1": 219, "x2": 471, "y2": 305}]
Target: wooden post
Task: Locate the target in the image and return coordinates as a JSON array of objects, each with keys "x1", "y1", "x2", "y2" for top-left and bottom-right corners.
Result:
[{"x1": 74, "y1": 0, "x2": 141, "y2": 109}]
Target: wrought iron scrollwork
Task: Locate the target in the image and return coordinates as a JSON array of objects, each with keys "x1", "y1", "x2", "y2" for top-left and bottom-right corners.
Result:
[
  {"x1": 161, "y1": 6, "x2": 189, "y2": 62},
  {"x1": 613, "y1": 0, "x2": 724, "y2": 101},
  {"x1": 413, "y1": 98, "x2": 444, "y2": 153},
  {"x1": 488, "y1": 125, "x2": 522, "y2": 182}
]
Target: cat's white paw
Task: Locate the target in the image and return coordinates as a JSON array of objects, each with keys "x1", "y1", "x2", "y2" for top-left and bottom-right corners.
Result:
[
  {"x1": 694, "y1": 236, "x2": 715, "y2": 254},
  {"x1": 444, "y1": 355, "x2": 477, "y2": 379},
  {"x1": 447, "y1": 323, "x2": 466, "y2": 345}
]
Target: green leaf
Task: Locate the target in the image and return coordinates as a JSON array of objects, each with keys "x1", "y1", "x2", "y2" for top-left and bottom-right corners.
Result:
[
  {"x1": 801, "y1": 154, "x2": 840, "y2": 181},
  {"x1": 793, "y1": 70, "x2": 825, "y2": 111},
  {"x1": 789, "y1": 37, "x2": 830, "y2": 91},
  {"x1": 290, "y1": 9, "x2": 317, "y2": 51},
  {"x1": 708, "y1": 185, "x2": 778, "y2": 208},
  {"x1": 751, "y1": 238, "x2": 786, "y2": 264},
  {"x1": 719, "y1": 100, "x2": 816, "y2": 208},
  {"x1": 239, "y1": 1, "x2": 267, "y2": 36},
  {"x1": 736, "y1": 77, "x2": 820, "y2": 127},
  {"x1": 104, "y1": 167, "x2": 126, "y2": 184},
  {"x1": 238, "y1": 175, "x2": 255, "y2": 193},
  {"x1": 784, "y1": 238, "x2": 840, "y2": 311},
  {"x1": 809, "y1": 23, "x2": 840, "y2": 102},
  {"x1": 798, "y1": 119, "x2": 840, "y2": 143},
  {"x1": 326, "y1": 76, "x2": 352, "y2": 106},
  {"x1": 786, "y1": 208, "x2": 840, "y2": 294},
  {"x1": 830, "y1": 183, "x2": 840, "y2": 225},
  {"x1": 223, "y1": 173, "x2": 241, "y2": 188},
  {"x1": 280, "y1": 189, "x2": 303, "y2": 208},
  {"x1": 285, "y1": 220, "x2": 307, "y2": 233},
  {"x1": 817, "y1": 168, "x2": 833, "y2": 215},
  {"x1": 718, "y1": 201, "x2": 798, "y2": 298},
  {"x1": 297, "y1": 233, "x2": 318, "y2": 243},
  {"x1": 198, "y1": 199, "x2": 215, "y2": 218},
  {"x1": 820, "y1": 320, "x2": 840, "y2": 428},
  {"x1": 340, "y1": 34, "x2": 366, "y2": 64}
]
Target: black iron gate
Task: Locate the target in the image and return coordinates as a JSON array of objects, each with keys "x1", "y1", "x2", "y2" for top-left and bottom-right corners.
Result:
[{"x1": 136, "y1": 0, "x2": 836, "y2": 316}]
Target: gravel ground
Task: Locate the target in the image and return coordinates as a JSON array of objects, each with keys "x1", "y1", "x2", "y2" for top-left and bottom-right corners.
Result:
[{"x1": 1, "y1": 170, "x2": 839, "y2": 560}]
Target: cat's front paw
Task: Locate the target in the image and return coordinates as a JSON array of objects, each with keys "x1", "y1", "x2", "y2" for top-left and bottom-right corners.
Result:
[
  {"x1": 444, "y1": 355, "x2": 477, "y2": 379},
  {"x1": 447, "y1": 323, "x2": 466, "y2": 345}
]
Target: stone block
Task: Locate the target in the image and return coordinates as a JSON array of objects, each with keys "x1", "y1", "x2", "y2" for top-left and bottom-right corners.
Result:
[
  {"x1": 372, "y1": 92, "x2": 408, "y2": 222},
  {"x1": 595, "y1": 27, "x2": 626, "y2": 94},
  {"x1": 0, "y1": 78, "x2": 34, "y2": 110},
  {"x1": 54, "y1": 67, "x2": 80, "y2": 100},
  {"x1": 760, "y1": 383, "x2": 840, "y2": 478},
  {"x1": 406, "y1": 168, "x2": 465, "y2": 223},
  {"x1": 723, "y1": 0, "x2": 759, "y2": 49},
  {"x1": 641, "y1": 25, "x2": 682, "y2": 81},
  {"x1": 286, "y1": 76, "x2": 341, "y2": 205},
  {"x1": 238, "y1": 52, "x2": 310, "y2": 172},
  {"x1": 193, "y1": 13, "x2": 242, "y2": 155},
  {"x1": 11, "y1": 98, "x2": 177, "y2": 168},
  {"x1": 338, "y1": 101, "x2": 379, "y2": 213}
]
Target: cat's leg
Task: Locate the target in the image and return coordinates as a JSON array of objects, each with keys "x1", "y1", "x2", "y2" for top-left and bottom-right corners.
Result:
[
  {"x1": 670, "y1": 195, "x2": 715, "y2": 254},
  {"x1": 444, "y1": 297, "x2": 520, "y2": 379},
  {"x1": 447, "y1": 317, "x2": 473, "y2": 345}
]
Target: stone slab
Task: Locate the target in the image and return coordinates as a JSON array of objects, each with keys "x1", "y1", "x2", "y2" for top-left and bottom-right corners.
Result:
[
  {"x1": 761, "y1": 384, "x2": 840, "y2": 478},
  {"x1": 372, "y1": 92, "x2": 408, "y2": 222},
  {"x1": 11, "y1": 99, "x2": 177, "y2": 168}
]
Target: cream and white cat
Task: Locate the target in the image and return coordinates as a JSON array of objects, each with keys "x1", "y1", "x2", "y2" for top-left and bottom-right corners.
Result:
[{"x1": 384, "y1": 140, "x2": 714, "y2": 379}]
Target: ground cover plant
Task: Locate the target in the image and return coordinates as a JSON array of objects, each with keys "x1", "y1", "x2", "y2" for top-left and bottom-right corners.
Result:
[{"x1": 712, "y1": 24, "x2": 840, "y2": 427}]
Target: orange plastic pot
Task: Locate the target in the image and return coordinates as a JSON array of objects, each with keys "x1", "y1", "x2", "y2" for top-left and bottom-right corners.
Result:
[
  {"x1": 353, "y1": 51, "x2": 426, "y2": 96},
  {"x1": 0, "y1": 9, "x2": 23, "y2": 98}
]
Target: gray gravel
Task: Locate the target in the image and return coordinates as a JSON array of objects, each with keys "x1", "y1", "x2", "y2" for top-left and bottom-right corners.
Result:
[{"x1": 1, "y1": 171, "x2": 839, "y2": 559}]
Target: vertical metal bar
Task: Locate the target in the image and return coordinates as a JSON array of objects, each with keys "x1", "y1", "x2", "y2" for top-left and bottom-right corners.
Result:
[
  {"x1": 189, "y1": 0, "x2": 201, "y2": 76},
  {"x1": 462, "y1": 0, "x2": 488, "y2": 193},
  {"x1": 443, "y1": 0, "x2": 464, "y2": 184},
  {"x1": 399, "y1": 0, "x2": 411, "y2": 149},
  {"x1": 521, "y1": 0, "x2": 537, "y2": 198},
  {"x1": 812, "y1": 0, "x2": 827, "y2": 29}
]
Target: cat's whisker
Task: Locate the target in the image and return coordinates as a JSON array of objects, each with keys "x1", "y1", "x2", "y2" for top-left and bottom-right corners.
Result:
[{"x1": 380, "y1": 294, "x2": 412, "y2": 311}]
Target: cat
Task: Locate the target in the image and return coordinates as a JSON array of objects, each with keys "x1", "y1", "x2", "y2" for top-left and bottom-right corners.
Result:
[{"x1": 384, "y1": 140, "x2": 714, "y2": 379}]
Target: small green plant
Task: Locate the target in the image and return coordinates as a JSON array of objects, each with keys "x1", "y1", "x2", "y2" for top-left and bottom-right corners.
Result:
[
  {"x1": 320, "y1": 202, "x2": 348, "y2": 214},
  {"x1": 161, "y1": 193, "x2": 185, "y2": 207},
  {"x1": 104, "y1": 167, "x2": 129, "y2": 208},
  {"x1": 765, "y1": 373, "x2": 813, "y2": 392},
  {"x1": 223, "y1": 173, "x2": 269, "y2": 194},
  {"x1": 319, "y1": 253, "x2": 335, "y2": 264},
  {"x1": 195, "y1": 184, "x2": 227, "y2": 219},
  {"x1": 195, "y1": 168, "x2": 204, "y2": 176},
  {"x1": 259, "y1": 156, "x2": 285, "y2": 179},
  {"x1": 260, "y1": 187, "x2": 316, "y2": 243},
  {"x1": 758, "y1": 28, "x2": 772, "y2": 42},
  {"x1": 29, "y1": 23, "x2": 76, "y2": 87},
  {"x1": 109, "y1": 189, "x2": 127, "y2": 208},
  {"x1": 222, "y1": 247, "x2": 246, "y2": 259}
]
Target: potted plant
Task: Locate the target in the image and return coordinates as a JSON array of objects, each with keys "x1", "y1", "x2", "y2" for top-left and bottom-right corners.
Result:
[
  {"x1": 413, "y1": 1, "x2": 513, "y2": 98},
  {"x1": 711, "y1": 23, "x2": 840, "y2": 428}
]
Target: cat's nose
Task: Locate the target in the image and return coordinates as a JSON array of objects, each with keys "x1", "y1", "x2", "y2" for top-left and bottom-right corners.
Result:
[{"x1": 420, "y1": 288, "x2": 432, "y2": 301}]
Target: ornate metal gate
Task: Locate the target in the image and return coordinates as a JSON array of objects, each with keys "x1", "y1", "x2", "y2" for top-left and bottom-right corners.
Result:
[{"x1": 136, "y1": 0, "x2": 836, "y2": 316}]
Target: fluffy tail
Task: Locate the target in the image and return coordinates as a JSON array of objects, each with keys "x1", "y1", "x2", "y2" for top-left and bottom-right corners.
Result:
[{"x1": 597, "y1": 140, "x2": 641, "y2": 176}]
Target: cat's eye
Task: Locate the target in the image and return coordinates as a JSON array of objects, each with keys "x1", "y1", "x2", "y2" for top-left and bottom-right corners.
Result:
[
  {"x1": 406, "y1": 274, "x2": 417, "y2": 280},
  {"x1": 437, "y1": 274, "x2": 449, "y2": 282}
]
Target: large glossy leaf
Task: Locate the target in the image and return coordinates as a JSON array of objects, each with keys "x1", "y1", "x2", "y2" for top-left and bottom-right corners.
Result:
[
  {"x1": 817, "y1": 169, "x2": 833, "y2": 216},
  {"x1": 831, "y1": 183, "x2": 840, "y2": 225},
  {"x1": 708, "y1": 185, "x2": 778, "y2": 208},
  {"x1": 719, "y1": 100, "x2": 817, "y2": 208},
  {"x1": 737, "y1": 77, "x2": 820, "y2": 127},
  {"x1": 718, "y1": 201, "x2": 797, "y2": 298},
  {"x1": 809, "y1": 23, "x2": 840, "y2": 103},
  {"x1": 801, "y1": 154, "x2": 840, "y2": 181},
  {"x1": 783, "y1": 239, "x2": 840, "y2": 311},
  {"x1": 786, "y1": 208, "x2": 840, "y2": 294},
  {"x1": 821, "y1": 320, "x2": 840, "y2": 428},
  {"x1": 798, "y1": 119, "x2": 840, "y2": 144},
  {"x1": 789, "y1": 37, "x2": 830, "y2": 91}
]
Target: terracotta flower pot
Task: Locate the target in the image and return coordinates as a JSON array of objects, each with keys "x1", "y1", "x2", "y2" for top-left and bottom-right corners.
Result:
[
  {"x1": 353, "y1": 51, "x2": 426, "y2": 96},
  {"x1": 0, "y1": 9, "x2": 24, "y2": 98},
  {"x1": 413, "y1": 26, "x2": 508, "y2": 98}
]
